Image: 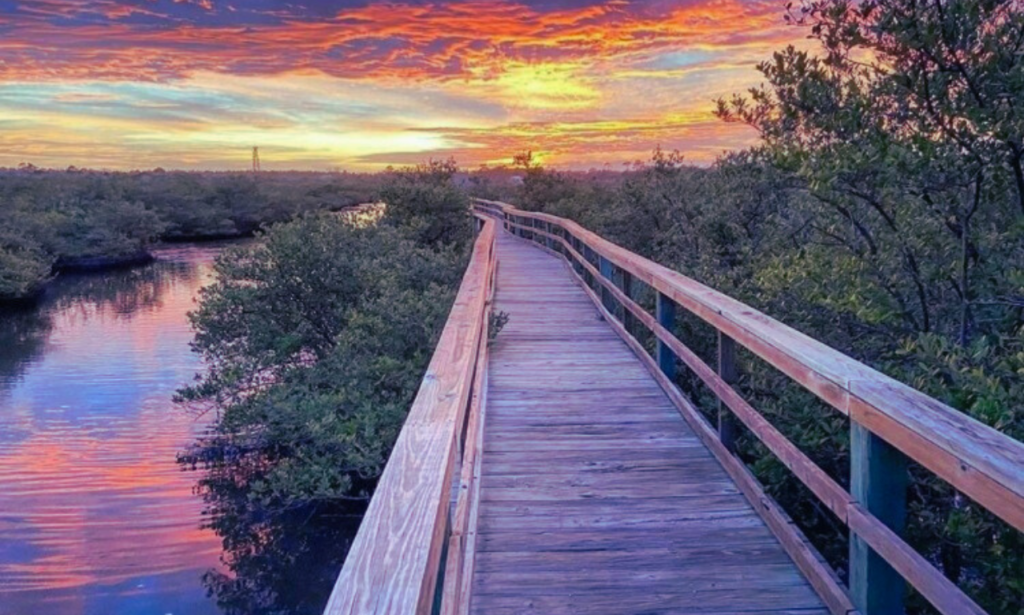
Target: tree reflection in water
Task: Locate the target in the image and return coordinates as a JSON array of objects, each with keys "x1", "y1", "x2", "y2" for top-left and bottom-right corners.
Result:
[
  {"x1": 0, "y1": 260, "x2": 200, "y2": 395},
  {"x1": 182, "y1": 440, "x2": 366, "y2": 615}
]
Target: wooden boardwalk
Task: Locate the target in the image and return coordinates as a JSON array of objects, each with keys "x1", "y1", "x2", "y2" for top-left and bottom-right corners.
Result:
[
  {"x1": 326, "y1": 205, "x2": 1023, "y2": 615},
  {"x1": 469, "y1": 231, "x2": 827, "y2": 615}
]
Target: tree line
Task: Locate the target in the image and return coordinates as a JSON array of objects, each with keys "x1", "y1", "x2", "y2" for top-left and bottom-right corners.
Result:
[{"x1": 0, "y1": 169, "x2": 379, "y2": 303}]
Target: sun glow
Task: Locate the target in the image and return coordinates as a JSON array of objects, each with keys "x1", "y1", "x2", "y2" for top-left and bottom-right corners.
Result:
[{"x1": 0, "y1": 0, "x2": 801, "y2": 169}]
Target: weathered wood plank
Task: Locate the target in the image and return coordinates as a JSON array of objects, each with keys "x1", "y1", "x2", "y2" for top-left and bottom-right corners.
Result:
[
  {"x1": 468, "y1": 228, "x2": 828, "y2": 615},
  {"x1": 479, "y1": 199, "x2": 1024, "y2": 534},
  {"x1": 470, "y1": 587, "x2": 827, "y2": 615},
  {"x1": 479, "y1": 202, "x2": 1003, "y2": 615},
  {"x1": 324, "y1": 219, "x2": 495, "y2": 615}
]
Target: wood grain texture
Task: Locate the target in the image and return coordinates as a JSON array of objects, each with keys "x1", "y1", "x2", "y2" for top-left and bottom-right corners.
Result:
[
  {"x1": 484, "y1": 206, "x2": 997, "y2": 615},
  {"x1": 476, "y1": 199, "x2": 1024, "y2": 533},
  {"x1": 468, "y1": 229, "x2": 827, "y2": 615},
  {"x1": 323, "y1": 219, "x2": 495, "y2": 615}
]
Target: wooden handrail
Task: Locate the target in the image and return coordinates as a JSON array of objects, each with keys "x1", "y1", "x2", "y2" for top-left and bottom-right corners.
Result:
[
  {"x1": 323, "y1": 216, "x2": 496, "y2": 615},
  {"x1": 473, "y1": 198, "x2": 1023, "y2": 615}
]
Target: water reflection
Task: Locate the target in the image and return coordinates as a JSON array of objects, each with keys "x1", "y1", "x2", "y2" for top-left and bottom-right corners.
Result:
[
  {"x1": 1, "y1": 241, "x2": 365, "y2": 615},
  {"x1": 187, "y1": 449, "x2": 363, "y2": 615},
  {"x1": 0, "y1": 244, "x2": 226, "y2": 615}
]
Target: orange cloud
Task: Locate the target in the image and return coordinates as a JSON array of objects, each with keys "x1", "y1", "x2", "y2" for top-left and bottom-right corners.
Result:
[
  {"x1": 0, "y1": 1, "x2": 792, "y2": 82},
  {"x1": 0, "y1": 0, "x2": 808, "y2": 169}
]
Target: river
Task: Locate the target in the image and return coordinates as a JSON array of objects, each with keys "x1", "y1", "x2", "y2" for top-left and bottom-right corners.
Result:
[{"x1": 0, "y1": 243, "x2": 233, "y2": 615}]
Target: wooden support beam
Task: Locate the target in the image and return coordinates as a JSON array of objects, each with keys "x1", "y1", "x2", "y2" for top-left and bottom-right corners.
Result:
[
  {"x1": 621, "y1": 270, "x2": 635, "y2": 336},
  {"x1": 656, "y1": 292, "x2": 676, "y2": 380},
  {"x1": 851, "y1": 423, "x2": 908, "y2": 615},
  {"x1": 599, "y1": 255, "x2": 615, "y2": 315},
  {"x1": 718, "y1": 333, "x2": 738, "y2": 454}
]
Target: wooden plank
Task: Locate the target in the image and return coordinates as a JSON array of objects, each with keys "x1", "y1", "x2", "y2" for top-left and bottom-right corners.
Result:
[
  {"x1": 470, "y1": 587, "x2": 827, "y2": 615},
  {"x1": 537, "y1": 236, "x2": 855, "y2": 615},
  {"x1": 487, "y1": 206, "x2": 999, "y2": 615},
  {"x1": 472, "y1": 542, "x2": 791, "y2": 573},
  {"x1": 556, "y1": 219, "x2": 988, "y2": 615},
  {"x1": 849, "y1": 424, "x2": 907, "y2": 615},
  {"x1": 440, "y1": 291, "x2": 491, "y2": 615},
  {"x1": 469, "y1": 229, "x2": 829, "y2": 615},
  {"x1": 478, "y1": 200, "x2": 1024, "y2": 533},
  {"x1": 656, "y1": 291, "x2": 676, "y2": 379},
  {"x1": 847, "y1": 503, "x2": 986, "y2": 615},
  {"x1": 718, "y1": 332, "x2": 738, "y2": 454},
  {"x1": 473, "y1": 563, "x2": 812, "y2": 595}
]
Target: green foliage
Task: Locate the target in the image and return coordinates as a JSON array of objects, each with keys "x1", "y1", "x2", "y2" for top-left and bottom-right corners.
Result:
[
  {"x1": 0, "y1": 169, "x2": 382, "y2": 302},
  {"x1": 179, "y1": 214, "x2": 468, "y2": 507},
  {"x1": 178, "y1": 173, "x2": 473, "y2": 611},
  {"x1": 378, "y1": 158, "x2": 472, "y2": 248},
  {"x1": 0, "y1": 218, "x2": 52, "y2": 300}
]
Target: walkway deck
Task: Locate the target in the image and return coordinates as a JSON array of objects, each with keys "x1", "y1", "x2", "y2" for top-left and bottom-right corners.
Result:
[{"x1": 469, "y1": 231, "x2": 827, "y2": 615}]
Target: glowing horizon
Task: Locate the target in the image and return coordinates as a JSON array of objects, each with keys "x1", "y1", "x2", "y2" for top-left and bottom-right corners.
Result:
[{"x1": 0, "y1": 0, "x2": 810, "y2": 171}]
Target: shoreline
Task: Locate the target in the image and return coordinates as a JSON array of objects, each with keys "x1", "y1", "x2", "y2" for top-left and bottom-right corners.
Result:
[{"x1": 0, "y1": 236, "x2": 252, "y2": 308}]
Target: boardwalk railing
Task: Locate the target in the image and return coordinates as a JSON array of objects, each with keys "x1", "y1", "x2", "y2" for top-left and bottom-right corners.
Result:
[
  {"x1": 472, "y1": 198, "x2": 1024, "y2": 615},
  {"x1": 323, "y1": 215, "x2": 496, "y2": 615}
]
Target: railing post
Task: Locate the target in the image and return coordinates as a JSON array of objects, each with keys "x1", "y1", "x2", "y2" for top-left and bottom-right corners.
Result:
[
  {"x1": 621, "y1": 271, "x2": 635, "y2": 335},
  {"x1": 656, "y1": 293, "x2": 676, "y2": 380},
  {"x1": 572, "y1": 236, "x2": 583, "y2": 276},
  {"x1": 850, "y1": 424, "x2": 908, "y2": 615},
  {"x1": 599, "y1": 256, "x2": 615, "y2": 314},
  {"x1": 718, "y1": 333, "x2": 738, "y2": 453},
  {"x1": 585, "y1": 246, "x2": 597, "y2": 289}
]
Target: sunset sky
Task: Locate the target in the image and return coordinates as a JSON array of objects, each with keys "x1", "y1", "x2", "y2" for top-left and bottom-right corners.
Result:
[{"x1": 0, "y1": 0, "x2": 810, "y2": 170}]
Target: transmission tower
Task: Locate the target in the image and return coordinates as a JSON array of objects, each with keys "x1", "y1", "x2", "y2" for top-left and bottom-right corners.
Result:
[{"x1": 252, "y1": 146, "x2": 261, "y2": 173}]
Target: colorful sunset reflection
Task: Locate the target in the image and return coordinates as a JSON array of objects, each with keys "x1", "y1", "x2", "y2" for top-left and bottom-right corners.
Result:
[{"x1": 0, "y1": 246, "x2": 228, "y2": 615}]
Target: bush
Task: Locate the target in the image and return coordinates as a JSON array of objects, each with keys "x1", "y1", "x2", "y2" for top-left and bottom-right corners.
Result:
[{"x1": 178, "y1": 175, "x2": 473, "y2": 611}]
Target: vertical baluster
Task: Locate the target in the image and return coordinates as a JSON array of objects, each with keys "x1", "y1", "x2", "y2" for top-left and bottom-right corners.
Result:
[
  {"x1": 577, "y1": 235, "x2": 585, "y2": 274},
  {"x1": 656, "y1": 293, "x2": 676, "y2": 380},
  {"x1": 717, "y1": 333, "x2": 738, "y2": 453},
  {"x1": 584, "y1": 246, "x2": 596, "y2": 289},
  {"x1": 599, "y1": 256, "x2": 615, "y2": 314},
  {"x1": 850, "y1": 424, "x2": 908, "y2": 615},
  {"x1": 621, "y1": 271, "x2": 634, "y2": 336}
]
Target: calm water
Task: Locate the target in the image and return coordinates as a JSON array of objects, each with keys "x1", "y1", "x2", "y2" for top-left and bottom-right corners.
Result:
[{"x1": 0, "y1": 244, "x2": 232, "y2": 615}]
